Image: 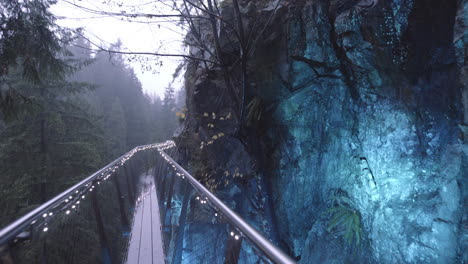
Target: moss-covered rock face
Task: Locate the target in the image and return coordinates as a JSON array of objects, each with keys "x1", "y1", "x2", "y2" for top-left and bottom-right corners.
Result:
[{"x1": 178, "y1": 0, "x2": 467, "y2": 263}]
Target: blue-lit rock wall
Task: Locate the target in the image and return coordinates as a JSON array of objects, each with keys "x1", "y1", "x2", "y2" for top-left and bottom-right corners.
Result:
[
  {"x1": 178, "y1": 0, "x2": 467, "y2": 263},
  {"x1": 266, "y1": 0, "x2": 467, "y2": 263}
]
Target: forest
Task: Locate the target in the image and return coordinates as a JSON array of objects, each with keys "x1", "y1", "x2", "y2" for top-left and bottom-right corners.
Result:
[
  {"x1": 0, "y1": 0, "x2": 182, "y2": 228},
  {"x1": 1, "y1": 0, "x2": 467, "y2": 263}
]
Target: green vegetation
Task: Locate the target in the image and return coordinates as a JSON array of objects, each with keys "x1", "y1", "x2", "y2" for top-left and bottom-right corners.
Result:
[
  {"x1": 245, "y1": 96, "x2": 262, "y2": 126},
  {"x1": 0, "y1": 0, "x2": 181, "y2": 247},
  {"x1": 326, "y1": 192, "x2": 363, "y2": 248}
]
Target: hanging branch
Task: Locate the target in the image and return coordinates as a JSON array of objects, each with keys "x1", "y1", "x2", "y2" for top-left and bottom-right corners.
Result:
[{"x1": 69, "y1": 35, "x2": 218, "y2": 65}]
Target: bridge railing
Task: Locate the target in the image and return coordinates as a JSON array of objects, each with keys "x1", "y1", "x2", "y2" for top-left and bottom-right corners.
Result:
[
  {"x1": 156, "y1": 151, "x2": 295, "y2": 264},
  {"x1": 0, "y1": 141, "x2": 173, "y2": 264},
  {"x1": 0, "y1": 140, "x2": 295, "y2": 264}
]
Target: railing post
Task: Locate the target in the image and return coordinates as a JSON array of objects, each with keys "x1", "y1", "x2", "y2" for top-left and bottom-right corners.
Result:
[
  {"x1": 224, "y1": 236, "x2": 243, "y2": 264},
  {"x1": 162, "y1": 171, "x2": 176, "y2": 225},
  {"x1": 112, "y1": 171, "x2": 129, "y2": 231},
  {"x1": 128, "y1": 159, "x2": 138, "y2": 193},
  {"x1": 40, "y1": 240, "x2": 47, "y2": 264},
  {"x1": 154, "y1": 153, "x2": 163, "y2": 188},
  {"x1": 158, "y1": 167, "x2": 168, "y2": 210},
  {"x1": 172, "y1": 182, "x2": 192, "y2": 264},
  {"x1": 156, "y1": 155, "x2": 166, "y2": 195},
  {"x1": 91, "y1": 182, "x2": 114, "y2": 264},
  {"x1": 123, "y1": 165, "x2": 135, "y2": 203}
]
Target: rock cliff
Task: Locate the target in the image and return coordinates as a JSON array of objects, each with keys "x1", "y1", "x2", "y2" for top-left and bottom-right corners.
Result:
[{"x1": 177, "y1": 0, "x2": 467, "y2": 262}]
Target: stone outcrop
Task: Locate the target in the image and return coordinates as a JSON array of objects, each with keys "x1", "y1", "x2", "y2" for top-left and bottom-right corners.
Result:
[{"x1": 177, "y1": 0, "x2": 467, "y2": 262}]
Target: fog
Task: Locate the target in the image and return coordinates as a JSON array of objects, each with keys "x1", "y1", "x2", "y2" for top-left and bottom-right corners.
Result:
[{"x1": 51, "y1": 0, "x2": 186, "y2": 97}]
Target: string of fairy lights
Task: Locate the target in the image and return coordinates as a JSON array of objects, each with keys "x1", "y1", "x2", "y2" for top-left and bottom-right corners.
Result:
[
  {"x1": 28, "y1": 141, "x2": 176, "y2": 235},
  {"x1": 15, "y1": 139, "x2": 243, "y2": 247},
  {"x1": 157, "y1": 150, "x2": 243, "y2": 242}
]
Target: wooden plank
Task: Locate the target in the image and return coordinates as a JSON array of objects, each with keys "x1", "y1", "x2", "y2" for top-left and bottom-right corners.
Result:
[
  {"x1": 126, "y1": 196, "x2": 144, "y2": 264},
  {"x1": 139, "y1": 190, "x2": 153, "y2": 263},
  {"x1": 126, "y1": 174, "x2": 166, "y2": 264},
  {"x1": 150, "y1": 186, "x2": 165, "y2": 264}
]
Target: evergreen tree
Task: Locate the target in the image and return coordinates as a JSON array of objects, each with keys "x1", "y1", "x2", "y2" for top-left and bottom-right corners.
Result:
[
  {"x1": 0, "y1": 0, "x2": 76, "y2": 119},
  {"x1": 162, "y1": 85, "x2": 177, "y2": 138},
  {"x1": 105, "y1": 97, "x2": 127, "y2": 157},
  {"x1": 150, "y1": 96, "x2": 165, "y2": 141}
]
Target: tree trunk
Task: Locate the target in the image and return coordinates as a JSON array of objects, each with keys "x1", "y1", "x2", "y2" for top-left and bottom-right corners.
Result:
[
  {"x1": 40, "y1": 118, "x2": 49, "y2": 203},
  {"x1": 232, "y1": 0, "x2": 249, "y2": 127}
]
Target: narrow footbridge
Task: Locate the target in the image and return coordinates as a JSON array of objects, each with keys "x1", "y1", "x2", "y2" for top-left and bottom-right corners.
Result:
[{"x1": 0, "y1": 141, "x2": 295, "y2": 264}]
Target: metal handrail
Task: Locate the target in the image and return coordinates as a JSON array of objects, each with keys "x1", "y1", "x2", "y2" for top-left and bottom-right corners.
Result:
[
  {"x1": 161, "y1": 151, "x2": 296, "y2": 264},
  {"x1": 0, "y1": 141, "x2": 173, "y2": 246},
  {"x1": 0, "y1": 141, "x2": 296, "y2": 264}
]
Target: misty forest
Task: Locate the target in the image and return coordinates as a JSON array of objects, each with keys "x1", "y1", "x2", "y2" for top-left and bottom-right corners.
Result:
[{"x1": 0, "y1": 0, "x2": 467, "y2": 264}]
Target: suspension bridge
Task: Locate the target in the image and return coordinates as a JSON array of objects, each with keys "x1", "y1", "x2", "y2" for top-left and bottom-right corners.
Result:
[{"x1": 0, "y1": 141, "x2": 295, "y2": 264}]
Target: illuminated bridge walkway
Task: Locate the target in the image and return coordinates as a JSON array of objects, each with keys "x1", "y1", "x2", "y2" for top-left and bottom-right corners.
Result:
[{"x1": 0, "y1": 141, "x2": 295, "y2": 264}]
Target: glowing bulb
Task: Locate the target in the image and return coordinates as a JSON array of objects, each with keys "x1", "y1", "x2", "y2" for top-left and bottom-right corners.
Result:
[
  {"x1": 196, "y1": 196, "x2": 200, "y2": 200},
  {"x1": 66, "y1": 210, "x2": 70, "y2": 215},
  {"x1": 72, "y1": 205, "x2": 76, "y2": 209},
  {"x1": 230, "y1": 232, "x2": 234, "y2": 236},
  {"x1": 43, "y1": 227, "x2": 48, "y2": 232},
  {"x1": 69, "y1": 196, "x2": 72, "y2": 199},
  {"x1": 235, "y1": 235, "x2": 239, "y2": 240},
  {"x1": 82, "y1": 195, "x2": 85, "y2": 199},
  {"x1": 65, "y1": 199, "x2": 69, "y2": 203},
  {"x1": 49, "y1": 212, "x2": 53, "y2": 216},
  {"x1": 215, "y1": 213, "x2": 218, "y2": 217},
  {"x1": 42, "y1": 213, "x2": 47, "y2": 218}
]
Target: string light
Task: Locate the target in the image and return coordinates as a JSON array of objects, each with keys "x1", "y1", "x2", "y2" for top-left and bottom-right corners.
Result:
[
  {"x1": 235, "y1": 235, "x2": 239, "y2": 240},
  {"x1": 18, "y1": 140, "x2": 177, "y2": 240}
]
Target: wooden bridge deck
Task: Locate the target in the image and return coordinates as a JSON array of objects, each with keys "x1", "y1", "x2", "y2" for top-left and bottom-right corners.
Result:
[{"x1": 126, "y1": 175, "x2": 165, "y2": 264}]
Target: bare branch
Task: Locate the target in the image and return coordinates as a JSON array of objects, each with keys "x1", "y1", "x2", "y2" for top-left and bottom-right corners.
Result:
[
  {"x1": 246, "y1": 0, "x2": 283, "y2": 57},
  {"x1": 62, "y1": 0, "x2": 210, "y2": 20},
  {"x1": 72, "y1": 43, "x2": 217, "y2": 64}
]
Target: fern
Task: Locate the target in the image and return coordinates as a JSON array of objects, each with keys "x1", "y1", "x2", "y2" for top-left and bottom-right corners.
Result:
[
  {"x1": 245, "y1": 96, "x2": 262, "y2": 126},
  {"x1": 326, "y1": 193, "x2": 363, "y2": 247}
]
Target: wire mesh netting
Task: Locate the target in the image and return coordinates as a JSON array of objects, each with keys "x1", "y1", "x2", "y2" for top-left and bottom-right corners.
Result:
[
  {"x1": 0, "y1": 141, "x2": 288, "y2": 264},
  {"x1": 0, "y1": 143, "x2": 172, "y2": 264},
  {"x1": 154, "y1": 149, "x2": 273, "y2": 264}
]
